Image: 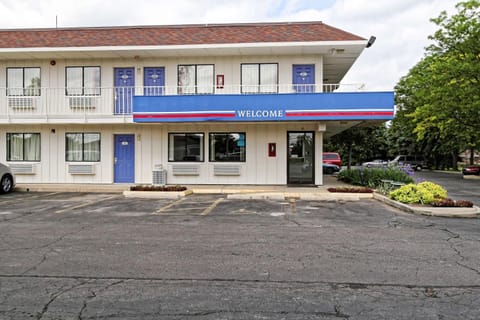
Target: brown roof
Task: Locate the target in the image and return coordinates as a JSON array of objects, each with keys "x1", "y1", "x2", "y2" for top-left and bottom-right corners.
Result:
[{"x1": 0, "y1": 21, "x2": 364, "y2": 49}]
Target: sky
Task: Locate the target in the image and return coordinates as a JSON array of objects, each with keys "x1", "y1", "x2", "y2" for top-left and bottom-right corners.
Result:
[{"x1": 0, "y1": 0, "x2": 459, "y2": 91}]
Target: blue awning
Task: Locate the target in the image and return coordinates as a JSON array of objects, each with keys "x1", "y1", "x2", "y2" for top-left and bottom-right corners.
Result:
[{"x1": 133, "y1": 91, "x2": 394, "y2": 123}]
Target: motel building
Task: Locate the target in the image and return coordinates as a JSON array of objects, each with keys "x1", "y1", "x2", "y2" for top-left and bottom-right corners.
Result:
[{"x1": 0, "y1": 22, "x2": 394, "y2": 187}]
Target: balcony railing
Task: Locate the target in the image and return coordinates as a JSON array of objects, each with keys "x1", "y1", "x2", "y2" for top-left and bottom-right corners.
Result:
[{"x1": 0, "y1": 83, "x2": 365, "y2": 122}]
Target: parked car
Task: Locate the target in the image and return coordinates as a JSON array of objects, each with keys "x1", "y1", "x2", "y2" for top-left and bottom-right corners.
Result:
[
  {"x1": 389, "y1": 155, "x2": 426, "y2": 171},
  {"x1": 362, "y1": 159, "x2": 388, "y2": 168},
  {"x1": 323, "y1": 163, "x2": 340, "y2": 175},
  {"x1": 462, "y1": 165, "x2": 480, "y2": 176},
  {"x1": 323, "y1": 152, "x2": 342, "y2": 166},
  {"x1": 0, "y1": 163, "x2": 15, "y2": 194}
]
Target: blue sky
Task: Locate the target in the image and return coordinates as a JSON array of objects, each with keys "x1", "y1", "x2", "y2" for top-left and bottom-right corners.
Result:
[{"x1": 0, "y1": 0, "x2": 459, "y2": 91}]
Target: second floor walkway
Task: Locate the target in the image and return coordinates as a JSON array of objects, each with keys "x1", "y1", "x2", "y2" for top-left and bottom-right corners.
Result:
[{"x1": 0, "y1": 83, "x2": 377, "y2": 124}]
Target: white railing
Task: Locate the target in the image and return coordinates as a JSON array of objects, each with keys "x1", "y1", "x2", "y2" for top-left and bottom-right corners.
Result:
[{"x1": 0, "y1": 83, "x2": 365, "y2": 122}]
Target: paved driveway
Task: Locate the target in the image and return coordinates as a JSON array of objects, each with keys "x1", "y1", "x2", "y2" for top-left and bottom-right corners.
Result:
[{"x1": 1, "y1": 191, "x2": 480, "y2": 319}]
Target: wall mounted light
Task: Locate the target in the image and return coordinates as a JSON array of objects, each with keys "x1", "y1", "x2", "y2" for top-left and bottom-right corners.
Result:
[
  {"x1": 366, "y1": 36, "x2": 376, "y2": 48},
  {"x1": 50, "y1": 60, "x2": 56, "y2": 66}
]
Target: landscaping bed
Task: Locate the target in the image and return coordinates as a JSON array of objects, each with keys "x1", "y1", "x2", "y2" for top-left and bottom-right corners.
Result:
[
  {"x1": 125, "y1": 185, "x2": 192, "y2": 199},
  {"x1": 327, "y1": 187, "x2": 374, "y2": 193},
  {"x1": 337, "y1": 167, "x2": 478, "y2": 217},
  {"x1": 129, "y1": 185, "x2": 187, "y2": 192}
]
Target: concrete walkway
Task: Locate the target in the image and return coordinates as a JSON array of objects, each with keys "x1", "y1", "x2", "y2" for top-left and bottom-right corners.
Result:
[
  {"x1": 13, "y1": 175, "x2": 479, "y2": 218},
  {"x1": 15, "y1": 175, "x2": 348, "y2": 194}
]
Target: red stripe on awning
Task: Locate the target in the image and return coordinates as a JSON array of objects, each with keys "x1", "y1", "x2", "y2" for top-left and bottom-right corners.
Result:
[
  {"x1": 286, "y1": 111, "x2": 394, "y2": 117},
  {"x1": 134, "y1": 113, "x2": 235, "y2": 119}
]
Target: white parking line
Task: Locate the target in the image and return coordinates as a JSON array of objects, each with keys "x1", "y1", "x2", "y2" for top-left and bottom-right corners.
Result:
[
  {"x1": 0, "y1": 192, "x2": 60, "y2": 206},
  {"x1": 201, "y1": 198, "x2": 223, "y2": 216},
  {"x1": 55, "y1": 195, "x2": 118, "y2": 214},
  {"x1": 154, "y1": 198, "x2": 186, "y2": 214}
]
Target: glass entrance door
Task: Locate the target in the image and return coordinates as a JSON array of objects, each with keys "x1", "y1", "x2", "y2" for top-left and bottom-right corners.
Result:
[{"x1": 287, "y1": 132, "x2": 314, "y2": 184}]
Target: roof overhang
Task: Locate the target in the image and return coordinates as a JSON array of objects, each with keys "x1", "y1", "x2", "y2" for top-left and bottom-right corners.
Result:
[{"x1": 0, "y1": 40, "x2": 368, "y2": 84}]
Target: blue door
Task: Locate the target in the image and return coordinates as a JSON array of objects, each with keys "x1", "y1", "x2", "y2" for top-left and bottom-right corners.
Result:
[
  {"x1": 144, "y1": 67, "x2": 165, "y2": 96},
  {"x1": 114, "y1": 134, "x2": 135, "y2": 183},
  {"x1": 114, "y1": 68, "x2": 135, "y2": 114},
  {"x1": 293, "y1": 64, "x2": 315, "y2": 93}
]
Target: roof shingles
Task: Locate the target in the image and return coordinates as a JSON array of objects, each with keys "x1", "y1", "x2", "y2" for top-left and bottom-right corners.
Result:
[{"x1": 0, "y1": 22, "x2": 364, "y2": 49}]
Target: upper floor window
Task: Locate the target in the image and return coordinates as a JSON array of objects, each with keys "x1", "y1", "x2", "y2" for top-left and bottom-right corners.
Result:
[
  {"x1": 209, "y1": 133, "x2": 246, "y2": 162},
  {"x1": 6, "y1": 133, "x2": 41, "y2": 161},
  {"x1": 7, "y1": 67, "x2": 41, "y2": 96},
  {"x1": 65, "y1": 133, "x2": 101, "y2": 162},
  {"x1": 66, "y1": 67, "x2": 101, "y2": 96},
  {"x1": 178, "y1": 65, "x2": 214, "y2": 95},
  {"x1": 241, "y1": 63, "x2": 278, "y2": 94}
]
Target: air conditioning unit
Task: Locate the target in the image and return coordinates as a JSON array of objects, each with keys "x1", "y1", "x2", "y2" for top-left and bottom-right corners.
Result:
[
  {"x1": 213, "y1": 164, "x2": 241, "y2": 176},
  {"x1": 9, "y1": 163, "x2": 36, "y2": 174},
  {"x1": 171, "y1": 164, "x2": 200, "y2": 176},
  {"x1": 8, "y1": 97, "x2": 36, "y2": 109},
  {"x1": 68, "y1": 96, "x2": 95, "y2": 109},
  {"x1": 152, "y1": 165, "x2": 167, "y2": 186},
  {"x1": 68, "y1": 164, "x2": 95, "y2": 175}
]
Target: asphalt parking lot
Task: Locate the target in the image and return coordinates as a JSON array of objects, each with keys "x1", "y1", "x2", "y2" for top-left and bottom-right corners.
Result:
[{"x1": 1, "y1": 191, "x2": 480, "y2": 319}]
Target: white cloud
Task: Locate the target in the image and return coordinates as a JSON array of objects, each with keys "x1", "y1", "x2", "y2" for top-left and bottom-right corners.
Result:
[
  {"x1": 0, "y1": 0, "x2": 459, "y2": 91},
  {"x1": 280, "y1": 0, "x2": 458, "y2": 90}
]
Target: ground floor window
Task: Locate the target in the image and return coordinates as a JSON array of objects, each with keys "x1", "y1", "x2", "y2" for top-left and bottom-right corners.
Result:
[
  {"x1": 65, "y1": 133, "x2": 101, "y2": 162},
  {"x1": 168, "y1": 133, "x2": 204, "y2": 162},
  {"x1": 209, "y1": 133, "x2": 246, "y2": 162},
  {"x1": 6, "y1": 133, "x2": 41, "y2": 161}
]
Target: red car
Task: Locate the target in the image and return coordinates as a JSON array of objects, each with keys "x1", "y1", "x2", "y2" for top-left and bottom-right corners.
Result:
[
  {"x1": 323, "y1": 152, "x2": 342, "y2": 166},
  {"x1": 462, "y1": 165, "x2": 480, "y2": 176}
]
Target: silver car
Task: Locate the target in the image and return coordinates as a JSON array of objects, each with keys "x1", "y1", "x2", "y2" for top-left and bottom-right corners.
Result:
[
  {"x1": 362, "y1": 159, "x2": 388, "y2": 168},
  {"x1": 0, "y1": 163, "x2": 15, "y2": 194}
]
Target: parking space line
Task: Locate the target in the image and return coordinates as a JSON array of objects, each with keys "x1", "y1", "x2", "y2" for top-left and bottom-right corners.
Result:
[
  {"x1": 160, "y1": 206, "x2": 210, "y2": 212},
  {"x1": 180, "y1": 201, "x2": 220, "y2": 205},
  {"x1": 0, "y1": 192, "x2": 60, "y2": 206},
  {"x1": 154, "y1": 198, "x2": 186, "y2": 214},
  {"x1": 55, "y1": 195, "x2": 118, "y2": 214},
  {"x1": 201, "y1": 198, "x2": 223, "y2": 216}
]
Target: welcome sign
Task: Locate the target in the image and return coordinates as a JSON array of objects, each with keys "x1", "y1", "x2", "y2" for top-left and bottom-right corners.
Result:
[{"x1": 133, "y1": 92, "x2": 394, "y2": 123}]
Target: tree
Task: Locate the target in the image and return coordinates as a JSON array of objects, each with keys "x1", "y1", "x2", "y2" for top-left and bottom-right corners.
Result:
[
  {"x1": 325, "y1": 125, "x2": 389, "y2": 168},
  {"x1": 392, "y1": 0, "x2": 480, "y2": 166}
]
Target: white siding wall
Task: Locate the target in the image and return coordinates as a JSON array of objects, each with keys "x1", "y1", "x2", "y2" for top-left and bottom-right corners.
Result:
[
  {"x1": 0, "y1": 54, "x2": 323, "y2": 90},
  {"x1": 0, "y1": 54, "x2": 326, "y2": 185},
  {"x1": 0, "y1": 122, "x2": 325, "y2": 185}
]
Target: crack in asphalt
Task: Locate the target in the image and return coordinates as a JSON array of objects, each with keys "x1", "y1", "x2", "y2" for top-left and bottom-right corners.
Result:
[
  {"x1": 79, "y1": 310, "x2": 351, "y2": 318},
  {"x1": 77, "y1": 280, "x2": 124, "y2": 320},
  {"x1": 334, "y1": 304, "x2": 350, "y2": 318},
  {"x1": 36, "y1": 280, "x2": 89, "y2": 320},
  {"x1": 440, "y1": 228, "x2": 480, "y2": 276},
  {"x1": 20, "y1": 224, "x2": 91, "y2": 276},
  {"x1": 1, "y1": 274, "x2": 480, "y2": 289}
]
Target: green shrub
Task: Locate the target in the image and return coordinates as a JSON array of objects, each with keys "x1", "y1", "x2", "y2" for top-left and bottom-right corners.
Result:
[
  {"x1": 389, "y1": 184, "x2": 421, "y2": 204},
  {"x1": 417, "y1": 181, "x2": 447, "y2": 199},
  {"x1": 337, "y1": 167, "x2": 414, "y2": 189},
  {"x1": 389, "y1": 181, "x2": 447, "y2": 205}
]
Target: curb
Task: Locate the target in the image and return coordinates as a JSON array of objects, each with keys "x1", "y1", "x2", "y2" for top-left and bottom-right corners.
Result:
[
  {"x1": 462, "y1": 175, "x2": 480, "y2": 180},
  {"x1": 123, "y1": 190, "x2": 193, "y2": 199},
  {"x1": 15, "y1": 184, "x2": 128, "y2": 193},
  {"x1": 373, "y1": 193, "x2": 480, "y2": 218},
  {"x1": 227, "y1": 192, "x2": 373, "y2": 201}
]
